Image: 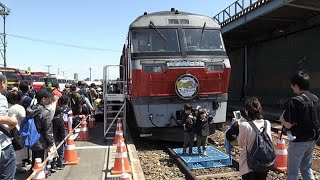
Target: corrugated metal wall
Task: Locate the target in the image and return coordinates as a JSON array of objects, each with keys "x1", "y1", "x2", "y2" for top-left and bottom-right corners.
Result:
[{"x1": 228, "y1": 26, "x2": 320, "y2": 105}]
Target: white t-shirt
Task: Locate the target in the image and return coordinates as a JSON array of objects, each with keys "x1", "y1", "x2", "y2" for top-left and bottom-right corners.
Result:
[{"x1": 237, "y1": 118, "x2": 272, "y2": 176}]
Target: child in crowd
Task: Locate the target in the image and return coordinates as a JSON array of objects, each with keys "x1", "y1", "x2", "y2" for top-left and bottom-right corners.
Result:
[
  {"x1": 51, "y1": 106, "x2": 66, "y2": 172},
  {"x1": 59, "y1": 95, "x2": 74, "y2": 132}
]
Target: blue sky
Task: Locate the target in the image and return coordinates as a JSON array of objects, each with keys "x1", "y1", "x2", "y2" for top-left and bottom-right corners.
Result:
[{"x1": 1, "y1": 0, "x2": 234, "y2": 80}]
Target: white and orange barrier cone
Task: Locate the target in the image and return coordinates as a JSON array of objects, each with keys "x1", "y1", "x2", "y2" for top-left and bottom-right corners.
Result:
[
  {"x1": 111, "y1": 139, "x2": 132, "y2": 175},
  {"x1": 274, "y1": 131, "x2": 287, "y2": 172},
  {"x1": 113, "y1": 119, "x2": 124, "y2": 146},
  {"x1": 78, "y1": 120, "x2": 90, "y2": 141},
  {"x1": 120, "y1": 172, "x2": 130, "y2": 180},
  {"x1": 88, "y1": 111, "x2": 97, "y2": 128},
  {"x1": 64, "y1": 131, "x2": 80, "y2": 165},
  {"x1": 32, "y1": 158, "x2": 46, "y2": 180}
]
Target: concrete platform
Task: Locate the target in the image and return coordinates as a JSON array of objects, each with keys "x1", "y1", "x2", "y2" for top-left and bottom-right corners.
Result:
[{"x1": 15, "y1": 121, "x2": 145, "y2": 180}]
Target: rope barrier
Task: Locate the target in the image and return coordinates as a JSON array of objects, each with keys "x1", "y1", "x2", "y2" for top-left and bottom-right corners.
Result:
[{"x1": 26, "y1": 115, "x2": 88, "y2": 180}]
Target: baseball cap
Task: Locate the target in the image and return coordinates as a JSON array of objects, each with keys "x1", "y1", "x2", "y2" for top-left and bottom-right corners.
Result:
[{"x1": 36, "y1": 88, "x2": 52, "y2": 101}]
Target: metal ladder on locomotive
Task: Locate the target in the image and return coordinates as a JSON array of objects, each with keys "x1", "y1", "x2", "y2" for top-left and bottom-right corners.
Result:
[{"x1": 103, "y1": 65, "x2": 127, "y2": 140}]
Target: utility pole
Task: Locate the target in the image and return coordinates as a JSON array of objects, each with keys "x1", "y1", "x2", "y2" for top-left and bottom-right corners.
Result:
[
  {"x1": 61, "y1": 71, "x2": 65, "y2": 76},
  {"x1": 0, "y1": 3, "x2": 10, "y2": 68},
  {"x1": 45, "y1": 65, "x2": 52, "y2": 73},
  {"x1": 57, "y1": 67, "x2": 60, "y2": 75},
  {"x1": 89, "y1": 67, "x2": 92, "y2": 81}
]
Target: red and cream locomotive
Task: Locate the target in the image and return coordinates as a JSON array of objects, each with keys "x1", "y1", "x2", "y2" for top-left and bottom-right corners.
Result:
[{"x1": 120, "y1": 8, "x2": 231, "y2": 141}]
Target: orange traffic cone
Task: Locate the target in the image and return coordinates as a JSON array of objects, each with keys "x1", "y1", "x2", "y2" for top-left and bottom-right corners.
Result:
[
  {"x1": 111, "y1": 139, "x2": 132, "y2": 175},
  {"x1": 113, "y1": 119, "x2": 124, "y2": 146},
  {"x1": 120, "y1": 172, "x2": 130, "y2": 180},
  {"x1": 274, "y1": 131, "x2": 287, "y2": 172},
  {"x1": 64, "y1": 131, "x2": 80, "y2": 165},
  {"x1": 88, "y1": 111, "x2": 97, "y2": 128},
  {"x1": 78, "y1": 120, "x2": 90, "y2": 141},
  {"x1": 32, "y1": 158, "x2": 46, "y2": 180}
]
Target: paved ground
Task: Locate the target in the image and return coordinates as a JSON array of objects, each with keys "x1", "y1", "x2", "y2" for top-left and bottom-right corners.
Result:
[{"x1": 15, "y1": 121, "x2": 109, "y2": 180}]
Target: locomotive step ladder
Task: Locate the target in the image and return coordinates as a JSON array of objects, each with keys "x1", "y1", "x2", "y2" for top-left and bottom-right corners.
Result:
[{"x1": 103, "y1": 65, "x2": 127, "y2": 141}]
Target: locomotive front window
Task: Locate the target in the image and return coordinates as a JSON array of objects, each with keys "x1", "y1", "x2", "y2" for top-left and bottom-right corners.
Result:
[
  {"x1": 2, "y1": 72, "x2": 19, "y2": 81},
  {"x1": 58, "y1": 79, "x2": 66, "y2": 83},
  {"x1": 182, "y1": 29, "x2": 224, "y2": 52},
  {"x1": 45, "y1": 77, "x2": 58, "y2": 83},
  {"x1": 131, "y1": 29, "x2": 180, "y2": 53},
  {"x1": 22, "y1": 75, "x2": 32, "y2": 81}
]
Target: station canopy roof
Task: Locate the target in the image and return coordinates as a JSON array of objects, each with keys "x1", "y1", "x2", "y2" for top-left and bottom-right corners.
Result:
[{"x1": 217, "y1": 0, "x2": 320, "y2": 50}]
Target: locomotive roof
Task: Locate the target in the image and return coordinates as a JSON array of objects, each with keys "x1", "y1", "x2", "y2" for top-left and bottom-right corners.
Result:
[{"x1": 130, "y1": 10, "x2": 220, "y2": 29}]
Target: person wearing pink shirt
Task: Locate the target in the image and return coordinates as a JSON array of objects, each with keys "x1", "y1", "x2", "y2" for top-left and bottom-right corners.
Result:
[{"x1": 237, "y1": 97, "x2": 272, "y2": 180}]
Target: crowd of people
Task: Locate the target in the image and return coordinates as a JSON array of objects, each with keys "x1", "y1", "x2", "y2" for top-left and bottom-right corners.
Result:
[
  {"x1": 1, "y1": 70, "x2": 318, "y2": 180},
  {"x1": 180, "y1": 71, "x2": 319, "y2": 180},
  {"x1": 0, "y1": 76, "x2": 103, "y2": 179}
]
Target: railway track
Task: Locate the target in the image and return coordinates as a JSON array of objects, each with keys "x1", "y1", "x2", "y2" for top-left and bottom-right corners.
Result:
[{"x1": 133, "y1": 118, "x2": 320, "y2": 180}]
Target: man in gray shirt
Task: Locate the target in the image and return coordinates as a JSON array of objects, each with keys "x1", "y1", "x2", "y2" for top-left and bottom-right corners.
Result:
[{"x1": 0, "y1": 74, "x2": 18, "y2": 180}]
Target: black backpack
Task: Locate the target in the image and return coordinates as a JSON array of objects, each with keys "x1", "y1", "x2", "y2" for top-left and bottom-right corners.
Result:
[
  {"x1": 0, "y1": 125, "x2": 24, "y2": 151},
  {"x1": 247, "y1": 120, "x2": 276, "y2": 172},
  {"x1": 292, "y1": 92, "x2": 320, "y2": 144}
]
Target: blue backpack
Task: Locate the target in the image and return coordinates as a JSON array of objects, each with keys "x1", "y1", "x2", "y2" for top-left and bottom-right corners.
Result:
[{"x1": 20, "y1": 116, "x2": 40, "y2": 148}]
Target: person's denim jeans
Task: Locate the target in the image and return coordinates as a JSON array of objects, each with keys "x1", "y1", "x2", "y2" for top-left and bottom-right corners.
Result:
[
  {"x1": 0, "y1": 144, "x2": 16, "y2": 180},
  {"x1": 287, "y1": 140, "x2": 315, "y2": 180}
]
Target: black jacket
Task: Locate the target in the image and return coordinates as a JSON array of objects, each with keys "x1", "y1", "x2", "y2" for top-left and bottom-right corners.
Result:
[
  {"x1": 180, "y1": 111, "x2": 196, "y2": 132},
  {"x1": 284, "y1": 91, "x2": 319, "y2": 142},
  {"x1": 26, "y1": 104, "x2": 54, "y2": 150},
  {"x1": 184, "y1": 117, "x2": 195, "y2": 133},
  {"x1": 52, "y1": 113, "x2": 65, "y2": 142},
  {"x1": 195, "y1": 117, "x2": 211, "y2": 137}
]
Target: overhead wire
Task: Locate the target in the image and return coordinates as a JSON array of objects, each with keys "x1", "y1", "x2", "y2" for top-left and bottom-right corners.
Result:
[{"x1": 3, "y1": 33, "x2": 121, "y2": 52}]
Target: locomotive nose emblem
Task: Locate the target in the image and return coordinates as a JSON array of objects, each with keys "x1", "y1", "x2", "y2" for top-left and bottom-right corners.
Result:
[{"x1": 175, "y1": 74, "x2": 199, "y2": 100}]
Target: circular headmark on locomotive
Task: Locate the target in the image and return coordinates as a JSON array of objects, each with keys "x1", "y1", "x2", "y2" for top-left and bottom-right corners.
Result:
[{"x1": 175, "y1": 74, "x2": 199, "y2": 100}]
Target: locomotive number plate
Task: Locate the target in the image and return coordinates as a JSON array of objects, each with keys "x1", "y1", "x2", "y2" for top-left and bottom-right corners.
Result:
[{"x1": 167, "y1": 61, "x2": 205, "y2": 67}]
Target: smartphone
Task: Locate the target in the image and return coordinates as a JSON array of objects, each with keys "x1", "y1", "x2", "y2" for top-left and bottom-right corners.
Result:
[{"x1": 233, "y1": 110, "x2": 241, "y2": 120}]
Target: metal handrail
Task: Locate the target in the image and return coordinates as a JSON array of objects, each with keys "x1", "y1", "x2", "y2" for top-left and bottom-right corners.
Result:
[
  {"x1": 103, "y1": 65, "x2": 127, "y2": 138},
  {"x1": 214, "y1": 0, "x2": 267, "y2": 25},
  {"x1": 104, "y1": 103, "x2": 125, "y2": 137}
]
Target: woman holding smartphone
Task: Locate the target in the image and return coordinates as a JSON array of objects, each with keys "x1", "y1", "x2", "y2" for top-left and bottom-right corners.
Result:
[{"x1": 237, "y1": 97, "x2": 272, "y2": 180}]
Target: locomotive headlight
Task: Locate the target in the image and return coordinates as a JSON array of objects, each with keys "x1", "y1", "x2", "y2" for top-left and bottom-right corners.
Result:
[
  {"x1": 153, "y1": 66, "x2": 162, "y2": 73},
  {"x1": 143, "y1": 65, "x2": 164, "y2": 73},
  {"x1": 207, "y1": 64, "x2": 224, "y2": 71}
]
